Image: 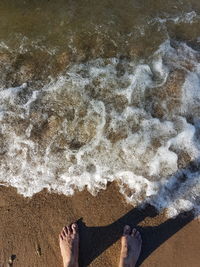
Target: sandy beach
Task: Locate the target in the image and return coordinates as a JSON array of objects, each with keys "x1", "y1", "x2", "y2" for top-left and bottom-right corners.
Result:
[
  {"x1": 0, "y1": 183, "x2": 200, "y2": 267},
  {"x1": 0, "y1": 1, "x2": 200, "y2": 267}
]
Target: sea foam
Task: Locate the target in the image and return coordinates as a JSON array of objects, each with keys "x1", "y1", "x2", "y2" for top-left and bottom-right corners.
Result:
[{"x1": 0, "y1": 40, "x2": 200, "y2": 217}]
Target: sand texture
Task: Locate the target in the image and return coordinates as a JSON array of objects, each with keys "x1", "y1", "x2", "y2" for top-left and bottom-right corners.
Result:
[{"x1": 0, "y1": 183, "x2": 200, "y2": 267}]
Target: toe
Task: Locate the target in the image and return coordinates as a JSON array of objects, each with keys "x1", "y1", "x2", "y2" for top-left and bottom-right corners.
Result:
[
  {"x1": 131, "y1": 228, "x2": 137, "y2": 236},
  {"x1": 72, "y1": 222, "x2": 78, "y2": 235},
  {"x1": 64, "y1": 226, "x2": 68, "y2": 236},
  {"x1": 62, "y1": 227, "x2": 67, "y2": 237},
  {"x1": 59, "y1": 234, "x2": 63, "y2": 241},
  {"x1": 135, "y1": 231, "x2": 141, "y2": 239},
  {"x1": 123, "y1": 225, "x2": 131, "y2": 235},
  {"x1": 60, "y1": 232, "x2": 65, "y2": 240},
  {"x1": 67, "y1": 225, "x2": 72, "y2": 235}
]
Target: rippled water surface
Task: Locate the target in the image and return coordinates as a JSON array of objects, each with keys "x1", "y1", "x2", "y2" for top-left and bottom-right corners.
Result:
[{"x1": 0, "y1": 0, "x2": 200, "y2": 217}]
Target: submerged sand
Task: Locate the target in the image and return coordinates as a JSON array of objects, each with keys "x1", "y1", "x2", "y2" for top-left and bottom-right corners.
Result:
[{"x1": 0, "y1": 183, "x2": 200, "y2": 267}]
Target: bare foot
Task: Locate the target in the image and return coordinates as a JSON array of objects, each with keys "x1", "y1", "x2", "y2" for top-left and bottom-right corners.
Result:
[
  {"x1": 119, "y1": 225, "x2": 142, "y2": 267},
  {"x1": 59, "y1": 223, "x2": 79, "y2": 267}
]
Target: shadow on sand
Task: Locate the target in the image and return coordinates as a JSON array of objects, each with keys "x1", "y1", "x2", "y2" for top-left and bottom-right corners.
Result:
[
  {"x1": 77, "y1": 207, "x2": 194, "y2": 266},
  {"x1": 77, "y1": 159, "x2": 199, "y2": 266}
]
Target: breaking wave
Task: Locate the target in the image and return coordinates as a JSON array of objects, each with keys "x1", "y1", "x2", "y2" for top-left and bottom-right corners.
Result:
[{"x1": 0, "y1": 40, "x2": 200, "y2": 217}]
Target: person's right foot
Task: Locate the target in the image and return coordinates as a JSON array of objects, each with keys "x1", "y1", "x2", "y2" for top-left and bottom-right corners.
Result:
[
  {"x1": 59, "y1": 223, "x2": 79, "y2": 267},
  {"x1": 119, "y1": 225, "x2": 142, "y2": 267}
]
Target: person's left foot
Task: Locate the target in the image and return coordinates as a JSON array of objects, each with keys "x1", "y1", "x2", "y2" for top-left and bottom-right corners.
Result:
[{"x1": 59, "y1": 223, "x2": 79, "y2": 267}]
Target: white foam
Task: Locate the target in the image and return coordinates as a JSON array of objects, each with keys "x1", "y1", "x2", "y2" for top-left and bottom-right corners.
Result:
[
  {"x1": 0, "y1": 83, "x2": 27, "y2": 101},
  {"x1": 151, "y1": 11, "x2": 199, "y2": 26},
  {"x1": 0, "y1": 40, "x2": 200, "y2": 217},
  {"x1": 181, "y1": 70, "x2": 200, "y2": 116}
]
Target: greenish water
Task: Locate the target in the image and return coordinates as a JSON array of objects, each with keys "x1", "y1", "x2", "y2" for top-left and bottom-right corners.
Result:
[{"x1": 0, "y1": 0, "x2": 200, "y2": 58}]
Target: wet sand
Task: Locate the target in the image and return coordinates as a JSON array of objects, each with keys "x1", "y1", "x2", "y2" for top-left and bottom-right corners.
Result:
[{"x1": 0, "y1": 182, "x2": 200, "y2": 267}]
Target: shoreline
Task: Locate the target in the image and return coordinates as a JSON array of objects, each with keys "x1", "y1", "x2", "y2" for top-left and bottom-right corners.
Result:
[{"x1": 0, "y1": 183, "x2": 200, "y2": 267}]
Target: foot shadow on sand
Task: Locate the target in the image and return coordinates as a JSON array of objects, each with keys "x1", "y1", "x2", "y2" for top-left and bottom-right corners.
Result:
[
  {"x1": 77, "y1": 207, "x2": 194, "y2": 266},
  {"x1": 77, "y1": 159, "x2": 199, "y2": 266}
]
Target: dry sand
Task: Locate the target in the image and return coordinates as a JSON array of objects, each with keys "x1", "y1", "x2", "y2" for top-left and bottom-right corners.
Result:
[{"x1": 0, "y1": 182, "x2": 200, "y2": 267}]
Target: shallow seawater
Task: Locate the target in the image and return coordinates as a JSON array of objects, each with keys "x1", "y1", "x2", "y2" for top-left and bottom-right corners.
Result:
[{"x1": 0, "y1": 0, "x2": 200, "y2": 217}]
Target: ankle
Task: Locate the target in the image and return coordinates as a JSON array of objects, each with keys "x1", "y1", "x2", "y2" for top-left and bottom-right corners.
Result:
[
  {"x1": 64, "y1": 261, "x2": 78, "y2": 267},
  {"x1": 119, "y1": 257, "x2": 136, "y2": 267},
  {"x1": 63, "y1": 261, "x2": 72, "y2": 267}
]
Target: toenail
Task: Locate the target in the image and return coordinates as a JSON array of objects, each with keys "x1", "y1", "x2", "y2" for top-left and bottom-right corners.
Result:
[{"x1": 73, "y1": 222, "x2": 77, "y2": 227}]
